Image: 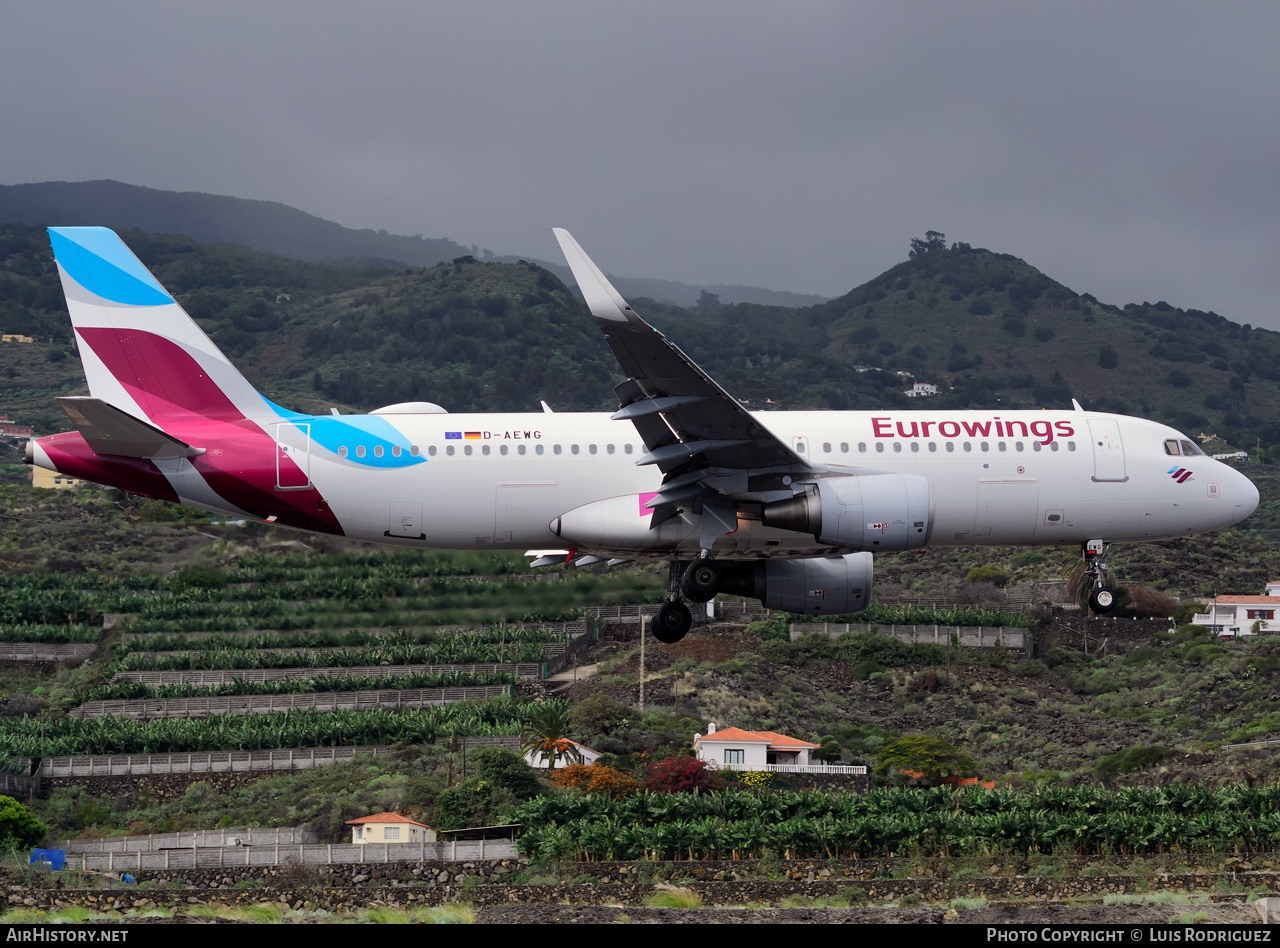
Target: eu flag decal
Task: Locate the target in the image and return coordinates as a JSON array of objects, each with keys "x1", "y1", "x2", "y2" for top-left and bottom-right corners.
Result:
[{"x1": 445, "y1": 432, "x2": 462, "y2": 440}]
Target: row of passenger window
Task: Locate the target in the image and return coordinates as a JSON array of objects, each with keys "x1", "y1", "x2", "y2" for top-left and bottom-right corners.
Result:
[
  {"x1": 338, "y1": 443, "x2": 638, "y2": 459},
  {"x1": 809, "y1": 441, "x2": 1078, "y2": 454}
]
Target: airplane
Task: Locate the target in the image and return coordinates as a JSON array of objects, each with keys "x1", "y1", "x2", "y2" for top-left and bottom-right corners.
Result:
[{"x1": 26, "y1": 226, "x2": 1260, "y2": 643}]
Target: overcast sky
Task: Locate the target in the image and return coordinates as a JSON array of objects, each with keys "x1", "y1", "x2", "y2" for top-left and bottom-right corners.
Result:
[{"x1": 5, "y1": 2, "x2": 1278, "y2": 325}]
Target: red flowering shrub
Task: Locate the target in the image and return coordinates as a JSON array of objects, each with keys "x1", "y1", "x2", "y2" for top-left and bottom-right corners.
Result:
[{"x1": 643, "y1": 755, "x2": 727, "y2": 794}]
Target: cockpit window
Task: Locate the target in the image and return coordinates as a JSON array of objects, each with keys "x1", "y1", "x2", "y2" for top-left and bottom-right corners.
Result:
[{"x1": 1165, "y1": 438, "x2": 1206, "y2": 457}]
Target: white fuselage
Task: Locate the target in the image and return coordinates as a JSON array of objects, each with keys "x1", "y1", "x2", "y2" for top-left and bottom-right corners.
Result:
[{"x1": 284, "y1": 407, "x2": 1256, "y2": 558}]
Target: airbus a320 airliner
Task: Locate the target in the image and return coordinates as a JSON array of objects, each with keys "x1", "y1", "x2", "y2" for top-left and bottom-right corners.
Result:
[{"x1": 26, "y1": 227, "x2": 1259, "y2": 642}]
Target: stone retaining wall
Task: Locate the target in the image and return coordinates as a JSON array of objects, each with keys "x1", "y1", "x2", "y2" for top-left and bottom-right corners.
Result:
[{"x1": 1048, "y1": 617, "x2": 1175, "y2": 653}]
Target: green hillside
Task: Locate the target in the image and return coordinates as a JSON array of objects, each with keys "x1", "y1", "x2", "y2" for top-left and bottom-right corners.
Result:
[{"x1": 2, "y1": 223, "x2": 1277, "y2": 464}]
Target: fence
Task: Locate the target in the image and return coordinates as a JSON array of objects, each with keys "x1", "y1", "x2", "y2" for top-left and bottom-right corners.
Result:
[
  {"x1": 790, "y1": 623, "x2": 1029, "y2": 651},
  {"x1": 118, "y1": 617, "x2": 592, "y2": 644},
  {"x1": 55, "y1": 828, "x2": 316, "y2": 852},
  {"x1": 63, "y1": 839, "x2": 516, "y2": 871},
  {"x1": 69, "y1": 684, "x2": 514, "y2": 720},
  {"x1": 712, "y1": 762, "x2": 868, "y2": 775},
  {"x1": 40, "y1": 739, "x2": 521, "y2": 779},
  {"x1": 0, "y1": 643, "x2": 95, "y2": 662},
  {"x1": 113, "y1": 662, "x2": 543, "y2": 687}
]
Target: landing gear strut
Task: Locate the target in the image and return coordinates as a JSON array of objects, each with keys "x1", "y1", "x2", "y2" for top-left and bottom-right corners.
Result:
[
  {"x1": 651, "y1": 560, "x2": 693, "y2": 644},
  {"x1": 1083, "y1": 539, "x2": 1118, "y2": 614}
]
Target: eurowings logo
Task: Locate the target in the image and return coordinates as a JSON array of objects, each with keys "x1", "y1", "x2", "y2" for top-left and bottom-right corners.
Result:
[{"x1": 1168, "y1": 467, "x2": 1193, "y2": 484}]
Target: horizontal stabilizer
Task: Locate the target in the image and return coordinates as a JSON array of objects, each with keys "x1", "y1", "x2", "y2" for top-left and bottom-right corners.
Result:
[{"x1": 57, "y1": 397, "x2": 205, "y2": 460}]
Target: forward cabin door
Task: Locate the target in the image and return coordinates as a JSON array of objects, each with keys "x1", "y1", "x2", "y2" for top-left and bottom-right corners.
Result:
[{"x1": 1088, "y1": 418, "x2": 1127, "y2": 482}]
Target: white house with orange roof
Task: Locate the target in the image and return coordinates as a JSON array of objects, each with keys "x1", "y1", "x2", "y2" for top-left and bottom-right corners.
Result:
[
  {"x1": 345, "y1": 812, "x2": 436, "y2": 844},
  {"x1": 1192, "y1": 580, "x2": 1280, "y2": 636}
]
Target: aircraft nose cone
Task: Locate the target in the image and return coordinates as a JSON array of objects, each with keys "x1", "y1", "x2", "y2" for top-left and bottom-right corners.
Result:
[{"x1": 1232, "y1": 468, "x2": 1260, "y2": 525}]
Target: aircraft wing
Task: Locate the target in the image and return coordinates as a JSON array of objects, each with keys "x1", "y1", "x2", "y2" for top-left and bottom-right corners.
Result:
[
  {"x1": 57, "y1": 397, "x2": 205, "y2": 459},
  {"x1": 553, "y1": 228, "x2": 807, "y2": 481}
]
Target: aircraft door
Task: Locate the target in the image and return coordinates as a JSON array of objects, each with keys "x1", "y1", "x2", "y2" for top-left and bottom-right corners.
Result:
[
  {"x1": 975, "y1": 477, "x2": 1039, "y2": 542},
  {"x1": 1088, "y1": 419, "x2": 1127, "y2": 482},
  {"x1": 791, "y1": 435, "x2": 809, "y2": 458},
  {"x1": 495, "y1": 482, "x2": 559, "y2": 542},
  {"x1": 275, "y1": 422, "x2": 311, "y2": 490}
]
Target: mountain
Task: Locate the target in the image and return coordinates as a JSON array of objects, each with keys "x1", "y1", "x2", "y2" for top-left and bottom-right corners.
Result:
[
  {"x1": 2, "y1": 223, "x2": 1278, "y2": 484},
  {"x1": 0, "y1": 180, "x2": 826, "y2": 308}
]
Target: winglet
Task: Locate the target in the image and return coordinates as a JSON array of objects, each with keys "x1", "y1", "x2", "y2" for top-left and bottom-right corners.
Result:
[{"x1": 551, "y1": 228, "x2": 635, "y2": 324}]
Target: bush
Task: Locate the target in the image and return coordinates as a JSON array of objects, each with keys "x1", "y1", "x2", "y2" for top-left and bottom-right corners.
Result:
[
  {"x1": 644, "y1": 756, "x2": 727, "y2": 794},
  {"x1": 550, "y1": 764, "x2": 638, "y2": 800},
  {"x1": 965, "y1": 565, "x2": 1010, "y2": 587},
  {"x1": 1094, "y1": 745, "x2": 1172, "y2": 784},
  {"x1": 0, "y1": 796, "x2": 48, "y2": 849}
]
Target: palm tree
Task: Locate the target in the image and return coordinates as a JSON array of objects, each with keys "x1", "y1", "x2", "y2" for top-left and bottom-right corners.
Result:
[{"x1": 519, "y1": 704, "x2": 584, "y2": 770}]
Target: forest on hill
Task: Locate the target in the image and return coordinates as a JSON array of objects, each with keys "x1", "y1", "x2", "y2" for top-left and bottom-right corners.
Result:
[{"x1": 2, "y1": 222, "x2": 1278, "y2": 465}]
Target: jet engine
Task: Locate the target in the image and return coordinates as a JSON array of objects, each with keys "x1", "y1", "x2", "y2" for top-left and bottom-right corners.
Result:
[
  {"x1": 761, "y1": 473, "x2": 933, "y2": 551},
  {"x1": 715, "y1": 552, "x2": 873, "y2": 615}
]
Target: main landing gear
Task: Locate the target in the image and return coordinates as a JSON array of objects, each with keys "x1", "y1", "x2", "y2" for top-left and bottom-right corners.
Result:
[
  {"x1": 1083, "y1": 539, "x2": 1118, "y2": 614},
  {"x1": 651, "y1": 560, "x2": 698, "y2": 644}
]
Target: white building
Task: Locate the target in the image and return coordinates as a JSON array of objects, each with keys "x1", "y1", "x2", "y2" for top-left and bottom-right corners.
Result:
[
  {"x1": 693, "y1": 723, "x2": 867, "y2": 775},
  {"x1": 345, "y1": 812, "x2": 436, "y2": 844},
  {"x1": 904, "y1": 382, "x2": 939, "y2": 398},
  {"x1": 1192, "y1": 581, "x2": 1280, "y2": 636}
]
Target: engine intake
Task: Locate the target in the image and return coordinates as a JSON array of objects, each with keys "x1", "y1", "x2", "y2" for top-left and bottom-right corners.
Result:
[{"x1": 762, "y1": 474, "x2": 933, "y2": 551}]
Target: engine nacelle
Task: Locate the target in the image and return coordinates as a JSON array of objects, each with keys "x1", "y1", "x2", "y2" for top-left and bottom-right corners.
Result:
[
  {"x1": 719, "y1": 552, "x2": 873, "y2": 615},
  {"x1": 762, "y1": 473, "x2": 933, "y2": 551}
]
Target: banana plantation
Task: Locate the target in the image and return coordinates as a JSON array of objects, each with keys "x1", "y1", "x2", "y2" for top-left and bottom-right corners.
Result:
[{"x1": 514, "y1": 784, "x2": 1280, "y2": 861}]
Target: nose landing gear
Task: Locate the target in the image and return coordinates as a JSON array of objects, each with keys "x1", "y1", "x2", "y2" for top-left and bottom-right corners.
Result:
[{"x1": 1083, "y1": 539, "x2": 1118, "y2": 614}]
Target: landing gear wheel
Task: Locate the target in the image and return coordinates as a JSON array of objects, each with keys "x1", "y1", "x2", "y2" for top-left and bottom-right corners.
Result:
[
  {"x1": 680, "y1": 558, "x2": 722, "y2": 603},
  {"x1": 1089, "y1": 587, "x2": 1117, "y2": 614},
  {"x1": 652, "y1": 601, "x2": 693, "y2": 643}
]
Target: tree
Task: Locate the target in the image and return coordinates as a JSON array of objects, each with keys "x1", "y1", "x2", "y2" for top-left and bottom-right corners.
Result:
[
  {"x1": 0, "y1": 796, "x2": 47, "y2": 850},
  {"x1": 909, "y1": 231, "x2": 947, "y2": 257},
  {"x1": 520, "y1": 704, "x2": 584, "y2": 769},
  {"x1": 874, "y1": 735, "x2": 977, "y2": 784},
  {"x1": 696, "y1": 290, "x2": 721, "y2": 310}
]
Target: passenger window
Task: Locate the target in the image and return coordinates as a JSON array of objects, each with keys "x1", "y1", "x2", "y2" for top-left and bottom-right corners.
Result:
[
  {"x1": 1067, "y1": 441, "x2": 1077, "y2": 452},
  {"x1": 1015, "y1": 442, "x2": 1024, "y2": 452},
  {"x1": 392, "y1": 445, "x2": 402, "y2": 458},
  {"x1": 1050, "y1": 442, "x2": 1059, "y2": 452},
  {"x1": 571, "y1": 444, "x2": 579, "y2": 455},
  {"x1": 823, "y1": 442, "x2": 831, "y2": 453},
  {"x1": 1032, "y1": 441, "x2": 1042, "y2": 452},
  {"x1": 374, "y1": 445, "x2": 384, "y2": 458},
  {"x1": 446, "y1": 445, "x2": 455, "y2": 456},
  {"x1": 928, "y1": 442, "x2": 937, "y2": 452},
  {"x1": 589, "y1": 444, "x2": 597, "y2": 455},
  {"x1": 625, "y1": 444, "x2": 633, "y2": 454},
  {"x1": 536, "y1": 445, "x2": 544, "y2": 455},
  {"x1": 893, "y1": 442, "x2": 902, "y2": 453},
  {"x1": 607, "y1": 444, "x2": 615, "y2": 454},
  {"x1": 964, "y1": 442, "x2": 972, "y2": 452},
  {"x1": 411, "y1": 445, "x2": 420, "y2": 457},
  {"x1": 428, "y1": 446, "x2": 437, "y2": 456},
  {"x1": 554, "y1": 445, "x2": 562, "y2": 455},
  {"x1": 356, "y1": 446, "x2": 366, "y2": 458},
  {"x1": 858, "y1": 443, "x2": 866, "y2": 453},
  {"x1": 910, "y1": 442, "x2": 919, "y2": 453},
  {"x1": 339, "y1": 446, "x2": 348, "y2": 458},
  {"x1": 946, "y1": 442, "x2": 955, "y2": 453},
  {"x1": 518, "y1": 444, "x2": 526, "y2": 455},
  {"x1": 482, "y1": 445, "x2": 490, "y2": 455},
  {"x1": 997, "y1": 442, "x2": 1007, "y2": 452},
  {"x1": 464, "y1": 445, "x2": 473, "y2": 456},
  {"x1": 875, "y1": 443, "x2": 885, "y2": 453},
  {"x1": 840, "y1": 442, "x2": 849, "y2": 453}
]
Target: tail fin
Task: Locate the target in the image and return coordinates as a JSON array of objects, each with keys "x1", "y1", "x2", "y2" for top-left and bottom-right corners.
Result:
[{"x1": 48, "y1": 227, "x2": 275, "y2": 427}]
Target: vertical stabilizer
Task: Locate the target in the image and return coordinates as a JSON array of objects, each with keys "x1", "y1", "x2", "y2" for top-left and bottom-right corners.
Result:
[{"x1": 48, "y1": 227, "x2": 273, "y2": 427}]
